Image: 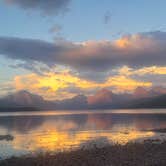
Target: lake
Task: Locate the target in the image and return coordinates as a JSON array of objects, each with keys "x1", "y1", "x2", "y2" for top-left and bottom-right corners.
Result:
[{"x1": 0, "y1": 109, "x2": 166, "y2": 159}]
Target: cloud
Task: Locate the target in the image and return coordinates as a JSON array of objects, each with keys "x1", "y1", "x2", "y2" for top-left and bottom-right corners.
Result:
[
  {"x1": 12, "y1": 70, "x2": 151, "y2": 100},
  {"x1": 117, "y1": 66, "x2": 166, "y2": 76},
  {"x1": 103, "y1": 11, "x2": 112, "y2": 24},
  {"x1": 10, "y1": 62, "x2": 51, "y2": 75},
  {"x1": 4, "y1": 0, "x2": 71, "y2": 15},
  {"x1": 0, "y1": 82, "x2": 15, "y2": 96},
  {"x1": 49, "y1": 24, "x2": 62, "y2": 34},
  {"x1": 115, "y1": 65, "x2": 166, "y2": 87},
  {"x1": 0, "y1": 31, "x2": 166, "y2": 80}
]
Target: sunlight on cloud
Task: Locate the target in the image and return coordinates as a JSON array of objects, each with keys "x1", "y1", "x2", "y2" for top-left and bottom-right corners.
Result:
[
  {"x1": 13, "y1": 70, "x2": 152, "y2": 100},
  {"x1": 103, "y1": 75, "x2": 151, "y2": 93},
  {"x1": 134, "y1": 66, "x2": 166, "y2": 75},
  {"x1": 115, "y1": 34, "x2": 156, "y2": 49},
  {"x1": 117, "y1": 66, "x2": 166, "y2": 76},
  {"x1": 115, "y1": 37, "x2": 130, "y2": 48}
]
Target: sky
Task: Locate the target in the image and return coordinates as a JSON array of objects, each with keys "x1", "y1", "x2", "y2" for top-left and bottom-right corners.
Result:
[{"x1": 0, "y1": 0, "x2": 166, "y2": 100}]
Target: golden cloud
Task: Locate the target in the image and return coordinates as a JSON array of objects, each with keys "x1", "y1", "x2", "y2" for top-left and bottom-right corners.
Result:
[
  {"x1": 13, "y1": 70, "x2": 152, "y2": 100},
  {"x1": 117, "y1": 66, "x2": 166, "y2": 76}
]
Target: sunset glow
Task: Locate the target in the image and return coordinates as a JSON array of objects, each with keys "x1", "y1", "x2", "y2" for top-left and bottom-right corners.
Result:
[{"x1": 0, "y1": 1, "x2": 166, "y2": 164}]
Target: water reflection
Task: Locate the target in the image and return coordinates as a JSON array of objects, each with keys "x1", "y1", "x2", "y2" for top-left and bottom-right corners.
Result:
[
  {"x1": 0, "y1": 116, "x2": 44, "y2": 133},
  {"x1": 0, "y1": 110, "x2": 166, "y2": 158}
]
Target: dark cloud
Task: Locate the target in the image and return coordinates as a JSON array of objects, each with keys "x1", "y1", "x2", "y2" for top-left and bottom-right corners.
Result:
[
  {"x1": 0, "y1": 37, "x2": 57, "y2": 65},
  {"x1": 5, "y1": 0, "x2": 71, "y2": 15},
  {"x1": 104, "y1": 11, "x2": 112, "y2": 24},
  {"x1": 132, "y1": 74, "x2": 166, "y2": 87},
  {"x1": 0, "y1": 31, "x2": 166, "y2": 80},
  {"x1": 10, "y1": 62, "x2": 50, "y2": 75},
  {"x1": 49, "y1": 24, "x2": 62, "y2": 33}
]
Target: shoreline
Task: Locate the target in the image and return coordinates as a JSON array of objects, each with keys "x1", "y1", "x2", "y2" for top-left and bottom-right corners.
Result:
[{"x1": 1, "y1": 140, "x2": 166, "y2": 166}]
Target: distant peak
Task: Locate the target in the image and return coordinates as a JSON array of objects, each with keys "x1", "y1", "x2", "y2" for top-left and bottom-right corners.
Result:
[{"x1": 4, "y1": 90, "x2": 44, "y2": 106}]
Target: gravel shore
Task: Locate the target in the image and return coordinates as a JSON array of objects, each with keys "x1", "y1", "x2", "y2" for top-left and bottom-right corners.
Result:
[{"x1": 0, "y1": 140, "x2": 166, "y2": 166}]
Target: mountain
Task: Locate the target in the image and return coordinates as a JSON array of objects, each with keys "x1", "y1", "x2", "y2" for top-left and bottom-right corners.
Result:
[
  {"x1": 87, "y1": 89, "x2": 132, "y2": 109},
  {"x1": 0, "y1": 90, "x2": 44, "y2": 107},
  {"x1": 55, "y1": 95, "x2": 88, "y2": 110},
  {"x1": 87, "y1": 87, "x2": 166, "y2": 109},
  {"x1": 0, "y1": 87, "x2": 166, "y2": 111},
  {"x1": 132, "y1": 87, "x2": 166, "y2": 99},
  {"x1": 0, "y1": 91, "x2": 88, "y2": 111},
  {"x1": 126, "y1": 94, "x2": 166, "y2": 108},
  {"x1": 133, "y1": 87, "x2": 150, "y2": 99},
  {"x1": 88, "y1": 89, "x2": 114, "y2": 108},
  {"x1": 3, "y1": 90, "x2": 44, "y2": 106}
]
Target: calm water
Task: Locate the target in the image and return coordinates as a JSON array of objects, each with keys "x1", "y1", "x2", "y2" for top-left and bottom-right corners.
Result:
[{"x1": 0, "y1": 109, "x2": 166, "y2": 159}]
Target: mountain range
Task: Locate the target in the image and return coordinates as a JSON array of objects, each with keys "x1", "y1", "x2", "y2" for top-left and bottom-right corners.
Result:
[{"x1": 0, "y1": 87, "x2": 166, "y2": 111}]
